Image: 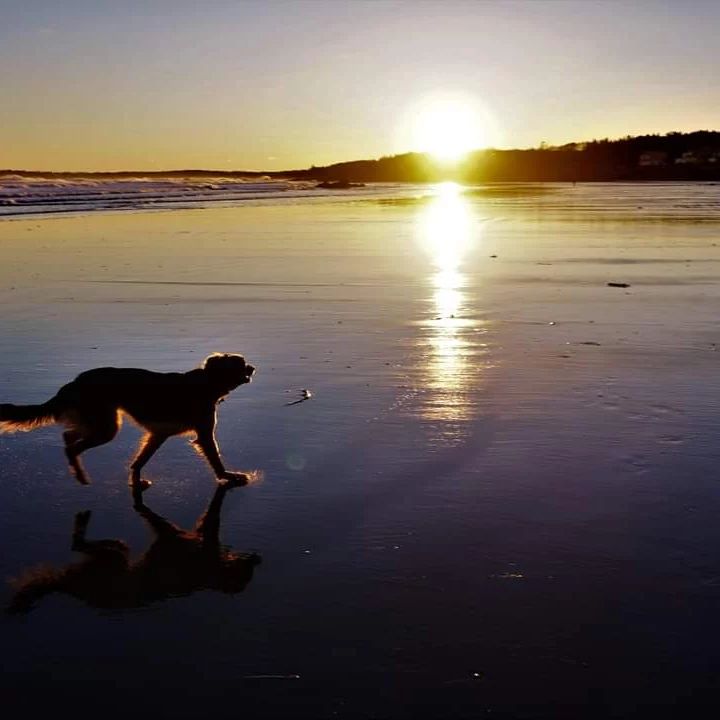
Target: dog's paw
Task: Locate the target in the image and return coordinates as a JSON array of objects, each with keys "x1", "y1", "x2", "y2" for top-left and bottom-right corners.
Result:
[
  {"x1": 219, "y1": 472, "x2": 250, "y2": 488},
  {"x1": 70, "y1": 468, "x2": 91, "y2": 486},
  {"x1": 130, "y1": 478, "x2": 153, "y2": 492}
]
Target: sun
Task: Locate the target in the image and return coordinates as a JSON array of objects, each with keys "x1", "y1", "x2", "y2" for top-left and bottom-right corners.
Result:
[{"x1": 412, "y1": 98, "x2": 486, "y2": 162}]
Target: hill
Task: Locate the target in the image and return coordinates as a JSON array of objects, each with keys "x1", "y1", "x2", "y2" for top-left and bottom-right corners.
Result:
[
  {"x1": 3, "y1": 131, "x2": 720, "y2": 183},
  {"x1": 282, "y1": 131, "x2": 720, "y2": 183}
]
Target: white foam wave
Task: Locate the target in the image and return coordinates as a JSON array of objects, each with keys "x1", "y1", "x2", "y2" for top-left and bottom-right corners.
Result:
[{"x1": 0, "y1": 175, "x2": 325, "y2": 217}]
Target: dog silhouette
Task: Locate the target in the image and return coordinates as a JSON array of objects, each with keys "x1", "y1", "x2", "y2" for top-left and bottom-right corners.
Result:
[{"x1": 0, "y1": 353, "x2": 255, "y2": 491}]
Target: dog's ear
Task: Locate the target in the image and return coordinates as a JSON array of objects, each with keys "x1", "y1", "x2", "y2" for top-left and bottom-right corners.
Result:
[{"x1": 202, "y1": 353, "x2": 244, "y2": 373}]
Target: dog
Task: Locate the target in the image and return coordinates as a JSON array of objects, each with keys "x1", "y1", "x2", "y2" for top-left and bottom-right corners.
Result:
[
  {"x1": 7, "y1": 475, "x2": 261, "y2": 614},
  {"x1": 0, "y1": 353, "x2": 255, "y2": 490}
]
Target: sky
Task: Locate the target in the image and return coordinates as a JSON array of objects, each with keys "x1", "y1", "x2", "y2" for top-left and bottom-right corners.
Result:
[{"x1": 2, "y1": 0, "x2": 719, "y2": 171}]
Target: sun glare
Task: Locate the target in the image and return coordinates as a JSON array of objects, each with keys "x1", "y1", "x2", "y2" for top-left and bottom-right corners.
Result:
[{"x1": 412, "y1": 98, "x2": 486, "y2": 162}]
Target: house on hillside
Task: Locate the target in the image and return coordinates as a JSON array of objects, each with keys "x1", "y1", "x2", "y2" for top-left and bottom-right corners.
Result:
[
  {"x1": 638, "y1": 151, "x2": 668, "y2": 167},
  {"x1": 675, "y1": 151, "x2": 701, "y2": 165},
  {"x1": 675, "y1": 149, "x2": 720, "y2": 165}
]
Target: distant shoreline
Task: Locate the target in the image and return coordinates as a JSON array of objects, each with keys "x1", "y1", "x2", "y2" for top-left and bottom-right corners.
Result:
[
  {"x1": 3, "y1": 130, "x2": 720, "y2": 183},
  {"x1": 2, "y1": 173, "x2": 719, "y2": 184},
  {"x1": 2, "y1": 171, "x2": 720, "y2": 184}
]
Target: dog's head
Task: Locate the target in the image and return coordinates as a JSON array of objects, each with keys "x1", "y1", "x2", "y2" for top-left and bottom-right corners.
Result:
[{"x1": 202, "y1": 353, "x2": 255, "y2": 391}]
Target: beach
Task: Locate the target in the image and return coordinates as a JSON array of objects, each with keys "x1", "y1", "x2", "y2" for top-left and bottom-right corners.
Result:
[{"x1": 2, "y1": 181, "x2": 720, "y2": 717}]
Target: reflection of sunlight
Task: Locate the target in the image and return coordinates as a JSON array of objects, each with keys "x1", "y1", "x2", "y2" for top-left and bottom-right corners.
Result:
[
  {"x1": 434, "y1": 283, "x2": 461, "y2": 318},
  {"x1": 416, "y1": 182, "x2": 486, "y2": 428},
  {"x1": 420, "y1": 182, "x2": 471, "y2": 275}
]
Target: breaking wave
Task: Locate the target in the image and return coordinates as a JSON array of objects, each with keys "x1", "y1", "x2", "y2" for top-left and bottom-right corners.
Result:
[{"x1": 0, "y1": 175, "x2": 378, "y2": 217}]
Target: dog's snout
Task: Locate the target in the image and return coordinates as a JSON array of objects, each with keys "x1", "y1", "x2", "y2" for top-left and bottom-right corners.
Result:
[{"x1": 246, "y1": 364, "x2": 256, "y2": 376}]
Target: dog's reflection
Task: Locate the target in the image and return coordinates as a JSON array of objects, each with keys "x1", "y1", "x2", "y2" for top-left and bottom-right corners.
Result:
[{"x1": 7, "y1": 478, "x2": 260, "y2": 614}]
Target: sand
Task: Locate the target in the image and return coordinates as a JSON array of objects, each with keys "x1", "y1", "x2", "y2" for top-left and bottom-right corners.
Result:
[{"x1": 2, "y1": 182, "x2": 720, "y2": 717}]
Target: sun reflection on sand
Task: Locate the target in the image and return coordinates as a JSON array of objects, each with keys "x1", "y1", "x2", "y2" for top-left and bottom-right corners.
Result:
[{"x1": 416, "y1": 182, "x2": 488, "y2": 429}]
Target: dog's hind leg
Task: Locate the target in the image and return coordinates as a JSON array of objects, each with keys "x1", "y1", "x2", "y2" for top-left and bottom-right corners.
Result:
[
  {"x1": 63, "y1": 428, "x2": 81, "y2": 448},
  {"x1": 129, "y1": 433, "x2": 168, "y2": 493},
  {"x1": 64, "y1": 429, "x2": 79, "y2": 442},
  {"x1": 64, "y1": 410, "x2": 120, "y2": 486},
  {"x1": 65, "y1": 441, "x2": 91, "y2": 486}
]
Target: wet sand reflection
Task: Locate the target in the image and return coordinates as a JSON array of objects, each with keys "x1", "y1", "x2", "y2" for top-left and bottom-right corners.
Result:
[
  {"x1": 7, "y1": 478, "x2": 260, "y2": 614},
  {"x1": 415, "y1": 183, "x2": 490, "y2": 434}
]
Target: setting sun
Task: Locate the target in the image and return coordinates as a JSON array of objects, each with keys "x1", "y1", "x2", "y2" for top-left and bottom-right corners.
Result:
[{"x1": 411, "y1": 98, "x2": 487, "y2": 162}]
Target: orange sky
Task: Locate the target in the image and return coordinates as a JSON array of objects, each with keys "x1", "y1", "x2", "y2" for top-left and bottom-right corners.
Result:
[{"x1": 2, "y1": 1, "x2": 719, "y2": 171}]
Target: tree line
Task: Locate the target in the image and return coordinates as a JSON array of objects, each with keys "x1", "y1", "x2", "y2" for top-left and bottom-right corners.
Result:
[
  {"x1": 280, "y1": 131, "x2": 720, "y2": 183},
  {"x1": 3, "y1": 131, "x2": 719, "y2": 182}
]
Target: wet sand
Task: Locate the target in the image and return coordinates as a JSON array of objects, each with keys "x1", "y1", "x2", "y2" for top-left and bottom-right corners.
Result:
[{"x1": 2, "y1": 183, "x2": 720, "y2": 717}]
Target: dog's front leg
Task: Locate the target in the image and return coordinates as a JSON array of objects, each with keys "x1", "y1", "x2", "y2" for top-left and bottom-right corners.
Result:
[{"x1": 193, "y1": 426, "x2": 248, "y2": 485}]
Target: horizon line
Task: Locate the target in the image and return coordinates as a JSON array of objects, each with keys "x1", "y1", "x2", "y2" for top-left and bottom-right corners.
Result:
[{"x1": 2, "y1": 128, "x2": 718, "y2": 176}]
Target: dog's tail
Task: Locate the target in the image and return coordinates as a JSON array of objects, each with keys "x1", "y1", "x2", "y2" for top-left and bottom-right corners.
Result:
[{"x1": 0, "y1": 399, "x2": 59, "y2": 433}]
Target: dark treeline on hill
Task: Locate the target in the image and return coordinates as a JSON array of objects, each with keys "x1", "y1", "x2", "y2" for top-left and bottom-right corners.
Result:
[
  {"x1": 3, "y1": 131, "x2": 720, "y2": 182},
  {"x1": 284, "y1": 131, "x2": 720, "y2": 183}
]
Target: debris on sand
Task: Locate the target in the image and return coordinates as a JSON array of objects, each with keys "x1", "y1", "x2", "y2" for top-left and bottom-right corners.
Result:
[
  {"x1": 491, "y1": 572, "x2": 525, "y2": 580},
  {"x1": 285, "y1": 389, "x2": 313, "y2": 406},
  {"x1": 607, "y1": 282, "x2": 631, "y2": 288}
]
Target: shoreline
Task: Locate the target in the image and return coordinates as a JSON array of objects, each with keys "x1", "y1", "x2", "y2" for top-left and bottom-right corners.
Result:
[{"x1": 2, "y1": 179, "x2": 719, "y2": 222}]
